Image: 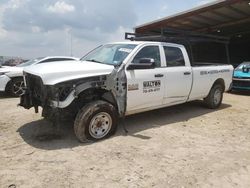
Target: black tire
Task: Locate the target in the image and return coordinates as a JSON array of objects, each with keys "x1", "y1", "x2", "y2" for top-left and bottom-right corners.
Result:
[
  {"x1": 7, "y1": 77, "x2": 25, "y2": 97},
  {"x1": 204, "y1": 84, "x2": 224, "y2": 109},
  {"x1": 74, "y1": 100, "x2": 118, "y2": 142}
]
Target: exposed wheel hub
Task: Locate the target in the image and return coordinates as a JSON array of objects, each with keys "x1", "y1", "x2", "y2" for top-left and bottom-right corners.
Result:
[{"x1": 89, "y1": 112, "x2": 112, "y2": 139}]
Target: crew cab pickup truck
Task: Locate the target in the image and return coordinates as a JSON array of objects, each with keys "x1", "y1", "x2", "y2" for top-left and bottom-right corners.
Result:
[{"x1": 20, "y1": 41, "x2": 233, "y2": 142}]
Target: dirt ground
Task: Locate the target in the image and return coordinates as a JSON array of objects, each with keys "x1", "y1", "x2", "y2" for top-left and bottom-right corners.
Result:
[{"x1": 0, "y1": 92, "x2": 250, "y2": 188}]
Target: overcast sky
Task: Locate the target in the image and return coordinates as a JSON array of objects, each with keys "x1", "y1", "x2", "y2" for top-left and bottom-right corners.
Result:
[{"x1": 0, "y1": 0, "x2": 216, "y2": 58}]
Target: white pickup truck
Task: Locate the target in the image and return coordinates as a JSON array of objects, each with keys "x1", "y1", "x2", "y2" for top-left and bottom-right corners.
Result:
[{"x1": 20, "y1": 41, "x2": 233, "y2": 142}]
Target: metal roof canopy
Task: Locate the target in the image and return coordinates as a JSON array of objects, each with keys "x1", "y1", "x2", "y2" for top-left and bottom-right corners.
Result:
[{"x1": 135, "y1": 0, "x2": 250, "y2": 41}]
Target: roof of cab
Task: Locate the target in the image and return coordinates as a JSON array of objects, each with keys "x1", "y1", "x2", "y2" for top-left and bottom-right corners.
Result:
[{"x1": 109, "y1": 41, "x2": 185, "y2": 48}]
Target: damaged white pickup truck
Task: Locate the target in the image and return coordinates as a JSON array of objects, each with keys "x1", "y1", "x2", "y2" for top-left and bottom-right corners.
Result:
[{"x1": 20, "y1": 41, "x2": 233, "y2": 142}]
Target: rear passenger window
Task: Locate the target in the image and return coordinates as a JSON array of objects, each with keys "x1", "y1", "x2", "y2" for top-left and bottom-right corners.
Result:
[
  {"x1": 39, "y1": 58, "x2": 74, "y2": 63},
  {"x1": 40, "y1": 58, "x2": 58, "y2": 63},
  {"x1": 57, "y1": 58, "x2": 75, "y2": 61},
  {"x1": 132, "y1": 46, "x2": 161, "y2": 67},
  {"x1": 164, "y1": 46, "x2": 185, "y2": 67}
]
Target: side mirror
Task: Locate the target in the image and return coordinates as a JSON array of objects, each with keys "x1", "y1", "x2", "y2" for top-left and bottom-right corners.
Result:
[{"x1": 127, "y1": 58, "x2": 155, "y2": 70}]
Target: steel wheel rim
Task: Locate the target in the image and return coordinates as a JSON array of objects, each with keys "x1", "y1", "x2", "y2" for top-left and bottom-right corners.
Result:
[
  {"x1": 13, "y1": 81, "x2": 25, "y2": 96},
  {"x1": 89, "y1": 112, "x2": 112, "y2": 139},
  {"x1": 214, "y1": 89, "x2": 222, "y2": 105}
]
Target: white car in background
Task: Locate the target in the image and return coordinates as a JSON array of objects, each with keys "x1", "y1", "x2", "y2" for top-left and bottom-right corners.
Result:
[{"x1": 0, "y1": 56, "x2": 78, "y2": 96}]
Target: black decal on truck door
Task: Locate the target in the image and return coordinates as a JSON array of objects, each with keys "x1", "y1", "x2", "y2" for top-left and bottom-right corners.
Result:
[{"x1": 143, "y1": 80, "x2": 161, "y2": 93}]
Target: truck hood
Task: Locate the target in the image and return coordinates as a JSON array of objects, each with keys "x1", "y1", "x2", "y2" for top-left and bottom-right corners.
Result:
[{"x1": 23, "y1": 60, "x2": 114, "y2": 85}]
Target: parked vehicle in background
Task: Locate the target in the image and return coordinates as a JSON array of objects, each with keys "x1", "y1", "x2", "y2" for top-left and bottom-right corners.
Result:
[
  {"x1": 20, "y1": 41, "x2": 233, "y2": 142},
  {"x1": 1, "y1": 58, "x2": 27, "y2": 67},
  {"x1": 232, "y1": 62, "x2": 250, "y2": 91},
  {"x1": 0, "y1": 56, "x2": 78, "y2": 96}
]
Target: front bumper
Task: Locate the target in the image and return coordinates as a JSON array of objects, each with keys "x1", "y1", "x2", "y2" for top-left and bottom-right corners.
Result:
[
  {"x1": 19, "y1": 73, "x2": 48, "y2": 111},
  {"x1": 19, "y1": 73, "x2": 72, "y2": 110},
  {"x1": 0, "y1": 75, "x2": 11, "y2": 92},
  {"x1": 232, "y1": 78, "x2": 250, "y2": 90}
]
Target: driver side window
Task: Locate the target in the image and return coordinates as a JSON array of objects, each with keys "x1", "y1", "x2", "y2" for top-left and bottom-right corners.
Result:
[{"x1": 132, "y1": 46, "x2": 161, "y2": 67}]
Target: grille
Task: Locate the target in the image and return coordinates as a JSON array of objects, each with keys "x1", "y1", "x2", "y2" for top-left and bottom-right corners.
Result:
[
  {"x1": 25, "y1": 73, "x2": 46, "y2": 104},
  {"x1": 233, "y1": 80, "x2": 250, "y2": 88}
]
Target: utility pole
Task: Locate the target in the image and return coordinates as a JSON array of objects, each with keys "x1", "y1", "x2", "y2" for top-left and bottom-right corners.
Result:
[
  {"x1": 70, "y1": 31, "x2": 73, "y2": 57},
  {"x1": 67, "y1": 28, "x2": 73, "y2": 57}
]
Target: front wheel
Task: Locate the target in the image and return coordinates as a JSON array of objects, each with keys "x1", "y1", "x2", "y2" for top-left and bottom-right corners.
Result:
[
  {"x1": 74, "y1": 100, "x2": 118, "y2": 142},
  {"x1": 8, "y1": 78, "x2": 25, "y2": 97},
  {"x1": 204, "y1": 84, "x2": 224, "y2": 109}
]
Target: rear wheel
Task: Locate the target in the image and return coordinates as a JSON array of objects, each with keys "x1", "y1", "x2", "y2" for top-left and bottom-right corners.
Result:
[
  {"x1": 204, "y1": 84, "x2": 224, "y2": 109},
  {"x1": 74, "y1": 100, "x2": 118, "y2": 142}
]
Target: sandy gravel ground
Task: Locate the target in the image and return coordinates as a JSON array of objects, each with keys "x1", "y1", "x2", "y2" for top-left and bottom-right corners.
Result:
[{"x1": 0, "y1": 92, "x2": 250, "y2": 188}]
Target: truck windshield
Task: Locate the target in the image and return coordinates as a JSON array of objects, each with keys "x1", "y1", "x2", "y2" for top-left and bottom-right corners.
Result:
[{"x1": 81, "y1": 44, "x2": 137, "y2": 66}]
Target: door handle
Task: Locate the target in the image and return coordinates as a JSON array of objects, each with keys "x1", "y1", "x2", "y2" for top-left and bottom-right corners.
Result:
[
  {"x1": 184, "y1": 72, "x2": 191, "y2": 75},
  {"x1": 155, "y1": 74, "x2": 164, "y2": 78}
]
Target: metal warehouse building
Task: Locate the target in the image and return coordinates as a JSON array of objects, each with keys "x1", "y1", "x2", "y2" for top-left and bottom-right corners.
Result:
[{"x1": 134, "y1": 0, "x2": 250, "y2": 67}]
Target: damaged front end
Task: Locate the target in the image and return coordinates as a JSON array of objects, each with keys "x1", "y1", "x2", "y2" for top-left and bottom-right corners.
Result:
[
  {"x1": 19, "y1": 73, "x2": 47, "y2": 113},
  {"x1": 19, "y1": 66, "x2": 127, "y2": 120}
]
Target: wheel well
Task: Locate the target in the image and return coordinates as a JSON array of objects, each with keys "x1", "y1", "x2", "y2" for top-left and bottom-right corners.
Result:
[
  {"x1": 5, "y1": 77, "x2": 23, "y2": 91},
  {"x1": 77, "y1": 88, "x2": 118, "y2": 108},
  {"x1": 57, "y1": 88, "x2": 118, "y2": 120},
  {"x1": 212, "y1": 78, "x2": 225, "y2": 92},
  {"x1": 5, "y1": 80, "x2": 11, "y2": 92}
]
